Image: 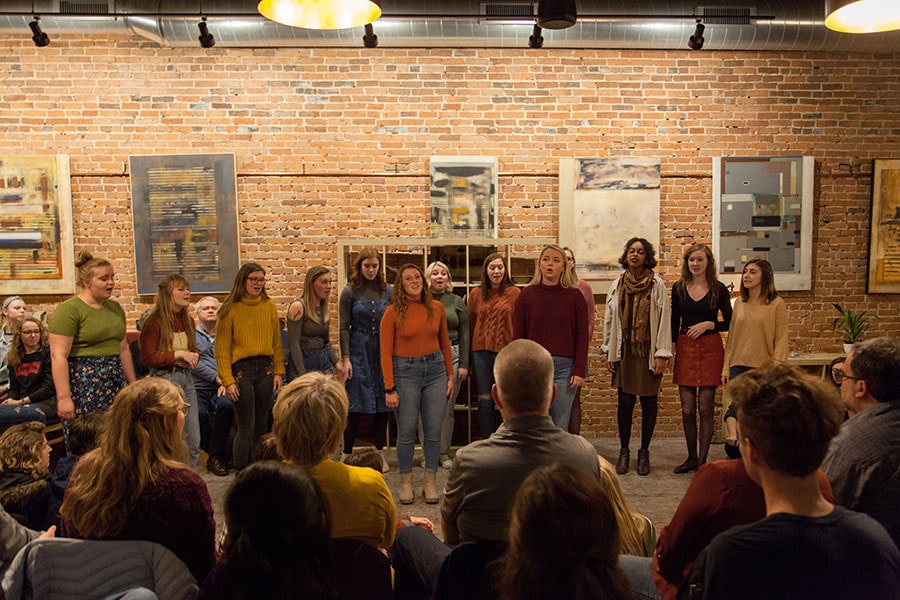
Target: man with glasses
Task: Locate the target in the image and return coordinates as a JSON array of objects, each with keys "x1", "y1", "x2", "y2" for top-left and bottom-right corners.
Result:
[{"x1": 822, "y1": 336, "x2": 900, "y2": 547}]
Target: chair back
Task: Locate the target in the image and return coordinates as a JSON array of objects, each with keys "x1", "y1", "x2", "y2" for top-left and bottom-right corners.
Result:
[
  {"x1": 330, "y1": 538, "x2": 393, "y2": 600},
  {"x1": 434, "y1": 540, "x2": 505, "y2": 600}
]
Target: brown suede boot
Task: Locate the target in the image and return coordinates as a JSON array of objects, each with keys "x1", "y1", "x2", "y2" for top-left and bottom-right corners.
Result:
[
  {"x1": 423, "y1": 471, "x2": 439, "y2": 504},
  {"x1": 399, "y1": 472, "x2": 414, "y2": 504}
]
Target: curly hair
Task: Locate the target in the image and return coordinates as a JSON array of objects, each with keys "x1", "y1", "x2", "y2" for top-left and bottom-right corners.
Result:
[
  {"x1": 389, "y1": 263, "x2": 434, "y2": 324},
  {"x1": 617, "y1": 237, "x2": 658, "y2": 270},
  {"x1": 0, "y1": 422, "x2": 49, "y2": 479}
]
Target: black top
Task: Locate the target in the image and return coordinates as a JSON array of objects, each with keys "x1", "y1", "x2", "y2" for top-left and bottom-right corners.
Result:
[
  {"x1": 671, "y1": 281, "x2": 732, "y2": 339},
  {"x1": 8, "y1": 347, "x2": 56, "y2": 417}
]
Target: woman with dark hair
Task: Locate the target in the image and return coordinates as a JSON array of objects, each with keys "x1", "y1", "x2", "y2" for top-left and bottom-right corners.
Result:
[
  {"x1": 670, "y1": 244, "x2": 732, "y2": 473},
  {"x1": 287, "y1": 266, "x2": 344, "y2": 380},
  {"x1": 563, "y1": 247, "x2": 596, "y2": 435},
  {"x1": 215, "y1": 263, "x2": 285, "y2": 470},
  {"x1": 466, "y1": 252, "x2": 520, "y2": 438},
  {"x1": 140, "y1": 274, "x2": 201, "y2": 466},
  {"x1": 48, "y1": 252, "x2": 136, "y2": 423},
  {"x1": 198, "y1": 461, "x2": 335, "y2": 600},
  {"x1": 602, "y1": 238, "x2": 672, "y2": 476},
  {"x1": 497, "y1": 463, "x2": 633, "y2": 600},
  {"x1": 60, "y1": 378, "x2": 216, "y2": 582},
  {"x1": 339, "y1": 248, "x2": 392, "y2": 467},
  {"x1": 514, "y1": 244, "x2": 589, "y2": 430},
  {"x1": 381, "y1": 263, "x2": 453, "y2": 504},
  {"x1": 0, "y1": 422, "x2": 52, "y2": 529},
  {"x1": 0, "y1": 316, "x2": 56, "y2": 431}
]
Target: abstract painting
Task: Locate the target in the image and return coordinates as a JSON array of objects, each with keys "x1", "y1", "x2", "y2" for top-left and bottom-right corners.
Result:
[
  {"x1": 868, "y1": 158, "x2": 900, "y2": 293},
  {"x1": 430, "y1": 156, "x2": 498, "y2": 239},
  {"x1": 130, "y1": 154, "x2": 240, "y2": 295}
]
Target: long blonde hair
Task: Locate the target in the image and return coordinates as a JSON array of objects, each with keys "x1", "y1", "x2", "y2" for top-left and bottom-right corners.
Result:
[
  {"x1": 144, "y1": 275, "x2": 197, "y2": 353},
  {"x1": 597, "y1": 455, "x2": 654, "y2": 556},
  {"x1": 300, "y1": 266, "x2": 332, "y2": 325},
  {"x1": 60, "y1": 378, "x2": 188, "y2": 537},
  {"x1": 527, "y1": 244, "x2": 578, "y2": 288}
]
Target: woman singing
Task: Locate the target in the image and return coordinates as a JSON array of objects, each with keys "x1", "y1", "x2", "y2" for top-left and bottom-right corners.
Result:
[{"x1": 286, "y1": 266, "x2": 344, "y2": 379}]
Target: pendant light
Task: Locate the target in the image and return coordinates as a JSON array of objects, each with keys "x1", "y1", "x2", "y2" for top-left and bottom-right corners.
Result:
[
  {"x1": 825, "y1": 0, "x2": 900, "y2": 33},
  {"x1": 258, "y1": 0, "x2": 381, "y2": 30}
]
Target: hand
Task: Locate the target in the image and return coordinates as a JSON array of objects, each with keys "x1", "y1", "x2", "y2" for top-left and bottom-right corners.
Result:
[
  {"x1": 217, "y1": 385, "x2": 227, "y2": 398},
  {"x1": 607, "y1": 361, "x2": 619, "y2": 374},
  {"x1": 385, "y1": 391, "x2": 399, "y2": 409},
  {"x1": 343, "y1": 358, "x2": 353, "y2": 380},
  {"x1": 446, "y1": 379, "x2": 455, "y2": 401},
  {"x1": 721, "y1": 374, "x2": 729, "y2": 386},
  {"x1": 225, "y1": 384, "x2": 240, "y2": 402},
  {"x1": 685, "y1": 321, "x2": 714, "y2": 339},
  {"x1": 457, "y1": 367, "x2": 469, "y2": 383},
  {"x1": 408, "y1": 516, "x2": 434, "y2": 531},
  {"x1": 174, "y1": 350, "x2": 200, "y2": 369},
  {"x1": 58, "y1": 396, "x2": 75, "y2": 420},
  {"x1": 725, "y1": 435, "x2": 739, "y2": 447},
  {"x1": 39, "y1": 525, "x2": 56, "y2": 539},
  {"x1": 569, "y1": 375, "x2": 584, "y2": 388},
  {"x1": 652, "y1": 357, "x2": 669, "y2": 375},
  {"x1": 1, "y1": 399, "x2": 22, "y2": 406},
  {"x1": 273, "y1": 375, "x2": 283, "y2": 393}
]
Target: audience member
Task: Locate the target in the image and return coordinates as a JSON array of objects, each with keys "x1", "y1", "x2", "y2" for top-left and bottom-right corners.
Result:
[
  {"x1": 197, "y1": 461, "x2": 334, "y2": 600},
  {"x1": 822, "y1": 336, "x2": 900, "y2": 546},
  {"x1": 48, "y1": 252, "x2": 137, "y2": 425},
  {"x1": 0, "y1": 422, "x2": 52, "y2": 529},
  {"x1": 46, "y1": 411, "x2": 106, "y2": 528},
  {"x1": 0, "y1": 316, "x2": 55, "y2": 432},
  {"x1": 597, "y1": 456, "x2": 656, "y2": 558},
  {"x1": 60, "y1": 378, "x2": 216, "y2": 583},
  {"x1": 140, "y1": 274, "x2": 201, "y2": 467},
  {"x1": 286, "y1": 266, "x2": 345, "y2": 380},
  {"x1": 253, "y1": 432, "x2": 282, "y2": 463},
  {"x1": 272, "y1": 372, "x2": 395, "y2": 550},
  {"x1": 214, "y1": 263, "x2": 285, "y2": 470},
  {"x1": 686, "y1": 362, "x2": 900, "y2": 599},
  {"x1": 0, "y1": 296, "x2": 28, "y2": 403},
  {"x1": 497, "y1": 463, "x2": 633, "y2": 600},
  {"x1": 0, "y1": 504, "x2": 41, "y2": 573},
  {"x1": 192, "y1": 296, "x2": 235, "y2": 477},
  {"x1": 562, "y1": 247, "x2": 596, "y2": 436},
  {"x1": 391, "y1": 339, "x2": 599, "y2": 600}
]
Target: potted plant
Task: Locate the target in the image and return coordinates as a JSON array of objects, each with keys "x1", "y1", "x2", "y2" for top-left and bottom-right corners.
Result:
[{"x1": 831, "y1": 303, "x2": 878, "y2": 354}]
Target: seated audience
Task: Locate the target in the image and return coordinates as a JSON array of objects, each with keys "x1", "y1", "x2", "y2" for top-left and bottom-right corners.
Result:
[
  {"x1": 497, "y1": 463, "x2": 632, "y2": 600},
  {"x1": 271, "y1": 372, "x2": 395, "y2": 550},
  {"x1": 391, "y1": 339, "x2": 599, "y2": 600},
  {"x1": 60, "y1": 377, "x2": 216, "y2": 583},
  {"x1": 687, "y1": 362, "x2": 900, "y2": 599},
  {"x1": 597, "y1": 456, "x2": 656, "y2": 558},
  {"x1": 46, "y1": 411, "x2": 106, "y2": 527},
  {"x1": 822, "y1": 336, "x2": 900, "y2": 546},
  {"x1": 0, "y1": 422, "x2": 52, "y2": 529},
  {"x1": 198, "y1": 461, "x2": 334, "y2": 600},
  {"x1": 0, "y1": 503, "x2": 55, "y2": 573},
  {"x1": 0, "y1": 316, "x2": 56, "y2": 432},
  {"x1": 0, "y1": 296, "x2": 28, "y2": 404}
]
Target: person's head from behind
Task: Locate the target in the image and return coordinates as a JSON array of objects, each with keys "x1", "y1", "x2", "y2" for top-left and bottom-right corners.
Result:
[
  {"x1": 253, "y1": 433, "x2": 283, "y2": 463},
  {"x1": 844, "y1": 337, "x2": 900, "y2": 408},
  {"x1": 730, "y1": 362, "x2": 842, "y2": 480},
  {"x1": 0, "y1": 422, "x2": 51, "y2": 477},
  {"x1": 221, "y1": 461, "x2": 333, "y2": 600},
  {"x1": 343, "y1": 447, "x2": 383, "y2": 474},
  {"x1": 272, "y1": 372, "x2": 348, "y2": 466},
  {"x1": 492, "y1": 339, "x2": 554, "y2": 418},
  {"x1": 67, "y1": 411, "x2": 107, "y2": 457},
  {"x1": 499, "y1": 463, "x2": 630, "y2": 600}
]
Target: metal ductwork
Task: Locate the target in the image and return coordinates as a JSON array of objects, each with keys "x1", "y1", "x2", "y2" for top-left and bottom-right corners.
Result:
[{"x1": 1, "y1": 0, "x2": 899, "y2": 51}]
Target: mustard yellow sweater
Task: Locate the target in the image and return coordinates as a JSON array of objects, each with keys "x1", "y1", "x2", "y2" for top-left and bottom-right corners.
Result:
[{"x1": 214, "y1": 296, "x2": 285, "y2": 387}]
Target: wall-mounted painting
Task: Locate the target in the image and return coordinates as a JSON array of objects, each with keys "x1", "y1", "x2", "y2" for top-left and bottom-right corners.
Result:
[
  {"x1": 868, "y1": 158, "x2": 900, "y2": 294},
  {"x1": 130, "y1": 154, "x2": 240, "y2": 295},
  {"x1": 0, "y1": 155, "x2": 74, "y2": 295},
  {"x1": 712, "y1": 156, "x2": 813, "y2": 291},
  {"x1": 430, "y1": 156, "x2": 498, "y2": 239},
  {"x1": 559, "y1": 157, "x2": 661, "y2": 293}
]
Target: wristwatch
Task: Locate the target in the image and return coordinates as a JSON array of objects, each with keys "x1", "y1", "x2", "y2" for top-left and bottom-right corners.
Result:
[{"x1": 385, "y1": 387, "x2": 397, "y2": 394}]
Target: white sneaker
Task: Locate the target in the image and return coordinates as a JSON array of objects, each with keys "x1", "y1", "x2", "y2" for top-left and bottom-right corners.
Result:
[
  {"x1": 440, "y1": 454, "x2": 453, "y2": 470},
  {"x1": 380, "y1": 450, "x2": 390, "y2": 473}
]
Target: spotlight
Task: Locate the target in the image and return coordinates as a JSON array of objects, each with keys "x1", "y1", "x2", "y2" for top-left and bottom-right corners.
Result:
[
  {"x1": 363, "y1": 23, "x2": 378, "y2": 48},
  {"x1": 537, "y1": 0, "x2": 577, "y2": 30},
  {"x1": 29, "y1": 18, "x2": 50, "y2": 47},
  {"x1": 688, "y1": 19, "x2": 705, "y2": 50},
  {"x1": 198, "y1": 18, "x2": 215, "y2": 48},
  {"x1": 528, "y1": 24, "x2": 544, "y2": 49}
]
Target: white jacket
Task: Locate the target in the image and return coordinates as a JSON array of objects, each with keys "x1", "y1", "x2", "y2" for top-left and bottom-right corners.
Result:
[{"x1": 601, "y1": 273, "x2": 673, "y2": 371}]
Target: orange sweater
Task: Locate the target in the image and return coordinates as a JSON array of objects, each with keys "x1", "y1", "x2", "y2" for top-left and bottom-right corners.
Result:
[
  {"x1": 466, "y1": 285, "x2": 520, "y2": 353},
  {"x1": 379, "y1": 298, "x2": 453, "y2": 390}
]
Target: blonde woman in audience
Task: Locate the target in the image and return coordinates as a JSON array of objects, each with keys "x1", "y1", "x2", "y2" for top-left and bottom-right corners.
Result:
[
  {"x1": 563, "y1": 247, "x2": 596, "y2": 435},
  {"x1": 0, "y1": 316, "x2": 55, "y2": 431},
  {"x1": 140, "y1": 274, "x2": 202, "y2": 466},
  {"x1": 0, "y1": 295, "x2": 28, "y2": 402},
  {"x1": 286, "y1": 265, "x2": 345, "y2": 380},
  {"x1": 597, "y1": 456, "x2": 657, "y2": 557},
  {"x1": 60, "y1": 378, "x2": 216, "y2": 583},
  {"x1": 0, "y1": 422, "x2": 52, "y2": 529},
  {"x1": 215, "y1": 263, "x2": 285, "y2": 470},
  {"x1": 48, "y1": 252, "x2": 136, "y2": 423},
  {"x1": 497, "y1": 462, "x2": 633, "y2": 600}
]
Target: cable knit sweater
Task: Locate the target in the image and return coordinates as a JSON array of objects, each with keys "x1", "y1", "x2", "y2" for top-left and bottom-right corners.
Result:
[
  {"x1": 214, "y1": 296, "x2": 285, "y2": 387},
  {"x1": 466, "y1": 286, "x2": 520, "y2": 353}
]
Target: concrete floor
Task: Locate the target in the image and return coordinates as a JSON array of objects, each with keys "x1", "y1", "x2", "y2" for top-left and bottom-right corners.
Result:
[{"x1": 199, "y1": 436, "x2": 727, "y2": 542}]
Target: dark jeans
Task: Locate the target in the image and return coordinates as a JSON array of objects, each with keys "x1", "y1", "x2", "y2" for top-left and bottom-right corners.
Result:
[
  {"x1": 471, "y1": 350, "x2": 498, "y2": 439},
  {"x1": 231, "y1": 356, "x2": 274, "y2": 468},
  {"x1": 196, "y1": 385, "x2": 234, "y2": 459},
  {"x1": 392, "y1": 526, "x2": 453, "y2": 600}
]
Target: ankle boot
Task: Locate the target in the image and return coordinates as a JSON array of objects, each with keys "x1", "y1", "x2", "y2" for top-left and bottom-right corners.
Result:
[
  {"x1": 423, "y1": 471, "x2": 439, "y2": 504},
  {"x1": 399, "y1": 473, "x2": 414, "y2": 505},
  {"x1": 616, "y1": 448, "x2": 630, "y2": 474},
  {"x1": 637, "y1": 449, "x2": 650, "y2": 476}
]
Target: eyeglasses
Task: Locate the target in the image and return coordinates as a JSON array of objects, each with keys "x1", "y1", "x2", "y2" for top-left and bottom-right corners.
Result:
[
  {"x1": 179, "y1": 403, "x2": 191, "y2": 416},
  {"x1": 832, "y1": 368, "x2": 863, "y2": 385},
  {"x1": 247, "y1": 277, "x2": 266, "y2": 284}
]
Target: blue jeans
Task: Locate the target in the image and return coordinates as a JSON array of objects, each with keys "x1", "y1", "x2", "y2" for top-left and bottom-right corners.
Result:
[
  {"x1": 471, "y1": 350, "x2": 498, "y2": 439},
  {"x1": 548, "y1": 356, "x2": 576, "y2": 430},
  {"x1": 0, "y1": 405, "x2": 47, "y2": 434},
  {"x1": 231, "y1": 356, "x2": 275, "y2": 468},
  {"x1": 196, "y1": 385, "x2": 234, "y2": 459},
  {"x1": 394, "y1": 351, "x2": 448, "y2": 474},
  {"x1": 151, "y1": 368, "x2": 200, "y2": 467},
  {"x1": 392, "y1": 526, "x2": 454, "y2": 600},
  {"x1": 418, "y1": 344, "x2": 459, "y2": 454},
  {"x1": 618, "y1": 555, "x2": 663, "y2": 600},
  {"x1": 302, "y1": 348, "x2": 334, "y2": 374}
]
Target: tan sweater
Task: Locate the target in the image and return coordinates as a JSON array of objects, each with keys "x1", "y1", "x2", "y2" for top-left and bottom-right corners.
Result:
[
  {"x1": 214, "y1": 296, "x2": 285, "y2": 387},
  {"x1": 722, "y1": 296, "x2": 788, "y2": 375}
]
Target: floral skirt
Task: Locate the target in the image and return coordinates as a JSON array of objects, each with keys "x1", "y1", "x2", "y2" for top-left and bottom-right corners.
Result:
[{"x1": 69, "y1": 355, "x2": 126, "y2": 416}]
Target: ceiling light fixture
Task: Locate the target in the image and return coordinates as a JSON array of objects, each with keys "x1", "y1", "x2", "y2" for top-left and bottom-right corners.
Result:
[
  {"x1": 536, "y1": 0, "x2": 577, "y2": 30},
  {"x1": 198, "y1": 17, "x2": 216, "y2": 48},
  {"x1": 825, "y1": 0, "x2": 900, "y2": 33},
  {"x1": 29, "y1": 17, "x2": 50, "y2": 47},
  {"x1": 258, "y1": 0, "x2": 382, "y2": 30},
  {"x1": 687, "y1": 19, "x2": 705, "y2": 50}
]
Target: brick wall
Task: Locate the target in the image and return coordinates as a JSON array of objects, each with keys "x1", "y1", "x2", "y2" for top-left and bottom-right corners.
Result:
[{"x1": 1, "y1": 37, "x2": 899, "y2": 436}]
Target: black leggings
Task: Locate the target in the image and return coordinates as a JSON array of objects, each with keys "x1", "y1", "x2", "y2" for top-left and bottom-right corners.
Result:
[
  {"x1": 617, "y1": 390, "x2": 658, "y2": 450},
  {"x1": 343, "y1": 411, "x2": 390, "y2": 453}
]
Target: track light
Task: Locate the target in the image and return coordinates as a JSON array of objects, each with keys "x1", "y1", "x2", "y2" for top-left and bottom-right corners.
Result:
[
  {"x1": 536, "y1": 0, "x2": 577, "y2": 30},
  {"x1": 688, "y1": 19, "x2": 705, "y2": 50},
  {"x1": 198, "y1": 18, "x2": 215, "y2": 48},
  {"x1": 29, "y1": 18, "x2": 50, "y2": 47},
  {"x1": 528, "y1": 25, "x2": 544, "y2": 49},
  {"x1": 362, "y1": 23, "x2": 378, "y2": 48}
]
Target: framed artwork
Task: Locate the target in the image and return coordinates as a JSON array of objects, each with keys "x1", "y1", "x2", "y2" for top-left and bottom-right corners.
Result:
[
  {"x1": 429, "y1": 156, "x2": 498, "y2": 239},
  {"x1": 559, "y1": 157, "x2": 661, "y2": 293},
  {"x1": 0, "y1": 155, "x2": 75, "y2": 295},
  {"x1": 712, "y1": 156, "x2": 813, "y2": 291},
  {"x1": 130, "y1": 154, "x2": 240, "y2": 295},
  {"x1": 867, "y1": 158, "x2": 900, "y2": 293}
]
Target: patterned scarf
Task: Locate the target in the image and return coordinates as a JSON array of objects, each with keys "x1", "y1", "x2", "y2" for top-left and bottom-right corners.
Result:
[{"x1": 619, "y1": 269, "x2": 654, "y2": 356}]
